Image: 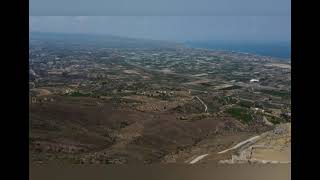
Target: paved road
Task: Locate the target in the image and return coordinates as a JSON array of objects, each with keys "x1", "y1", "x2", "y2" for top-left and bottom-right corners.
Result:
[
  {"x1": 189, "y1": 154, "x2": 209, "y2": 164},
  {"x1": 217, "y1": 136, "x2": 261, "y2": 154}
]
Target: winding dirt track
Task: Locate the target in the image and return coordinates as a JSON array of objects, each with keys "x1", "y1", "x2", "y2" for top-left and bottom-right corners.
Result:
[{"x1": 193, "y1": 96, "x2": 208, "y2": 113}]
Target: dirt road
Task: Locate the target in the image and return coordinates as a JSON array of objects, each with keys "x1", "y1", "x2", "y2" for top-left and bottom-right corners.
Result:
[{"x1": 194, "y1": 96, "x2": 208, "y2": 113}]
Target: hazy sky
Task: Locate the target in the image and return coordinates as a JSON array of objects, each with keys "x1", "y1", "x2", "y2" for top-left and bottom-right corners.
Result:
[
  {"x1": 29, "y1": 0, "x2": 290, "y2": 42},
  {"x1": 30, "y1": 0, "x2": 290, "y2": 16}
]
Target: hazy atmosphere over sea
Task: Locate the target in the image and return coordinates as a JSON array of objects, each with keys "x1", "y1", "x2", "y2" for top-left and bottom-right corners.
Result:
[{"x1": 30, "y1": 0, "x2": 290, "y2": 58}]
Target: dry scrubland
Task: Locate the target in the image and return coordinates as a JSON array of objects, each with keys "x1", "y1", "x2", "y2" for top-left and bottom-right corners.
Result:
[{"x1": 29, "y1": 33, "x2": 291, "y2": 165}]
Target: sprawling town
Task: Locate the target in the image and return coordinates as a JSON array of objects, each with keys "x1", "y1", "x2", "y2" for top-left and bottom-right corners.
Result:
[{"x1": 29, "y1": 33, "x2": 291, "y2": 165}]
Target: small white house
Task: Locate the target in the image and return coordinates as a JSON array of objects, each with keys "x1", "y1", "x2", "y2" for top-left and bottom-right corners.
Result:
[{"x1": 250, "y1": 79, "x2": 259, "y2": 83}]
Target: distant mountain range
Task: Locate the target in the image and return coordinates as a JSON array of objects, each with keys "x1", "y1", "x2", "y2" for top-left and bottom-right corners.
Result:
[{"x1": 29, "y1": 32, "x2": 184, "y2": 49}]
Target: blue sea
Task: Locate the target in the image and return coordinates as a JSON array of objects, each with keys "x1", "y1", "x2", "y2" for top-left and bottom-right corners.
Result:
[{"x1": 185, "y1": 41, "x2": 291, "y2": 60}]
